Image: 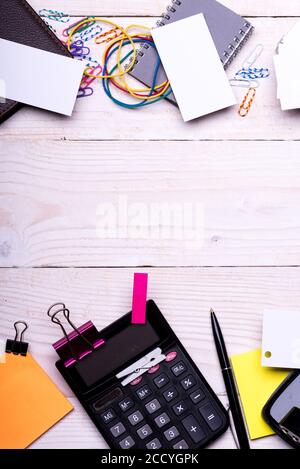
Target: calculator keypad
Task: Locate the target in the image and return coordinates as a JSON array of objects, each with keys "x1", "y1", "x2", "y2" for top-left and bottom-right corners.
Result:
[
  {"x1": 110, "y1": 422, "x2": 126, "y2": 437},
  {"x1": 119, "y1": 397, "x2": 134, "y2": 412},
  {"x1": 154, "y1": 412, "x2": 171, "y2": 428},
  {"x1": 119, "y1": 436, "x2": 135, "y2": 449},
  {"x1": 163, "y1": 387, "x2": 178, "y2": 402},
  {"x1": 92, "y1": 345, "x2": 226, "y2": 449},
  {"x1": 137, "y1": 424, "x2": 153, "y2": 440},
  {"x1": 136, "y1": 385, "x2": 152, "y2": 400},
  {"x1": 145, "y1": 399, "x2": 161, "y2": 414},
  {"x1": 128, "y1": 411, "x2": 144, "y2": 426}
]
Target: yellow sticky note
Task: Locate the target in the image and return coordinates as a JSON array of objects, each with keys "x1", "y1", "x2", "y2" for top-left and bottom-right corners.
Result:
[{"x1": 231, "y1": 349, "x2": 289, "y2": 440}]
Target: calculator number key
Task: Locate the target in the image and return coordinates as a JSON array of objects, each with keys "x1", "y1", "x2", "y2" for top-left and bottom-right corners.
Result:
[
  {"x1": 128, "y1": 411, "x2": 144, "y2": 426},
  {"x1": 182, "y1": 415, "x2": 206, "y2": 443},
  {"x1": 100, "y1": 409, "x2": 116, "y2": 424},
  {"x1": 136, "y1": 385, "x2": 152, "y2": 400},
  {"x1": 199, "y1": 403, "x2": 223, "y2": 431},
  {"x1": 119, "y1": 397, "x2": 134, "y2": 412},
  {"x1": 163, "y1": 387, "x2": 178, "y2": 402},
  {"x1": 171, "y1": 361, "x2": 187, "y2": 377},
  {"x1": 119, "y1": 436, "x2": 135, "y2": 449},
  {"x1": 154, "y1": 412, "x2": 171, "y2": 428},
  {"x1": 154, "y1": 373, "x2": 169, "y2": 389},
  {"x1": 181, "y1": 375, "x2": 197, "y2": 391},
  {"x1": 145, "y1": 399, "x2": 161, "y2": 414},
  {"x1": 110, "y1": 422, "x2": 126, "y2": 437},
  {"x1": 172, "y1": 401, "x2": 188, "y2": 416},
  {"x1": 146, "y1": 438, "x2": 162, "y2": 450},
  {"x1": 137, "y1": 424, "x2": 153, "y2": 440},
  {"x1": 164, "y1": 426, "x2": 180, "y2": 442}
]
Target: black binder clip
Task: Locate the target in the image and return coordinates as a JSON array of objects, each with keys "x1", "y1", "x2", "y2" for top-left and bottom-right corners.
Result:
[
  {"x1": 47, "y1": 303, "x2": 105, "y2": 367},
  {"x1": 5, "y1": 321, "x2": 29, "y2": 356}
]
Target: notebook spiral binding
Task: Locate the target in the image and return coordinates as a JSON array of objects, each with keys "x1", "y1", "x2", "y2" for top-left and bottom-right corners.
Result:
[{"x1": 126, "y1": 0, "x2": 254, "y2": 71}]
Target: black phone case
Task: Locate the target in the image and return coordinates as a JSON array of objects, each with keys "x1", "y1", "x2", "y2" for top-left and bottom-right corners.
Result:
[{"x1": 263, "y1": 371, "x2": 300, "y2": 449}]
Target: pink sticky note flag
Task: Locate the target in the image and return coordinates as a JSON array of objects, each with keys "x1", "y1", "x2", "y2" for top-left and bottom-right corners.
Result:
[{"x1": 131, "y1": 273, "x2": 148, "y2": 324}]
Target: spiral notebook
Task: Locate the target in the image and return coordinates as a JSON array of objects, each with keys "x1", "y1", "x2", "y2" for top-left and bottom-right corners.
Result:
[{"x1": 130, "y1": 0, "x2": 253, "y2": 105}]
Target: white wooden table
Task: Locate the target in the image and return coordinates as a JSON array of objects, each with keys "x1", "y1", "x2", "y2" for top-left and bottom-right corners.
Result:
[{"x1": 1, "y1": 0, "x2": 299, "y2": 449}]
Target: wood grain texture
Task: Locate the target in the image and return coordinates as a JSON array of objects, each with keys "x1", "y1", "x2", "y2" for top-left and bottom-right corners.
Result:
[
  {"x1": 0, "y1": 267, "x2": 296, "y2": 449},
  {"x1": 1, "y1": 17, "x2": 300, "y2": 141},
  {"x1": 28, "y1": 0, "x2": 300, "y2": 17},
  {"x1": 1, "y1": 139, "x2": 300, "y2": 268},
  {"x1": 1, "y1": 0, "x2": 298, "y2": 451}
]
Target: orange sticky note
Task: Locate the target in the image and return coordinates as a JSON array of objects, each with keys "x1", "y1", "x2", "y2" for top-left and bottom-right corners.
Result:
[{"x1": 0, "y1": 352, "x2": 73, "y2": 448}]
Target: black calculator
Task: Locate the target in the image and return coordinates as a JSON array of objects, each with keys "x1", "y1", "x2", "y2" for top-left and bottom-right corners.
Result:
[{"x1": 56, "y1": 300, "x2": 229, "y2": 449}]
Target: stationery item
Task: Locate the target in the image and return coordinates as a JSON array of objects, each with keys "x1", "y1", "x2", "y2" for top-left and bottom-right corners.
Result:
[
  {"x1": 152, "y1": 14, "x2": 236, "y2": 121},
  {"x1": 52, "y1": 300, "x2": 229, "y2": 449},
  {"x1": 262, "y1": 310, "x2": 300, "y2": 369},
  {"x1": 0, "y1": 322, "x2": 73, "y2": 449},
  {"x1": 39, "y1": 9, "x2": 70, "y2": 23},
  {"x1": 263, "y1": 371, "x2": 300, "y2": 448},
  {"x1": 77, "y1": 87, "x2": 94, "y2": 98},
  {"x1": 131, "y1": 273, "x2": 148, "y2": 324},
  {"x1": 130, "y1": 0, "x2": 253, "y2": 105},
  {"x1": 235, "y1": 68, "x2": 270, "y2": 80},
  {"x1": 67, "y1": 18, "x2": 172, "y2": 108},
  {"x1": 47, "y1": 303, "x2": 105, "y2": 368},
  {"x1": 0, "y1": 0, "x2": 73, "y2": 124},
  {"x1": 5, "y1": 320, "x2": 29, "y2": 356},
  {"x1": 95, "y1": 27, "x2": 123, "y2": 44},
  {"x1": 63, "y1": 18, "x2": 96, "y2": 38},
  {"x1": 74, "y1": 25, "x2": 102, "y2": 43},
  {"x1": 210, "y1": 310, "x2": 250, "y2": 449},
  {"x1": 241, "y1": 44, "x2": 264, "y2": 69},
  {"x1": 238, "y1": 87, "x2": 256, "y2": 117},
  {"x1": 231, "y1": 349, "x2": 289, "y2": 440},
  {"x1": 274, "y1": 20, "x2": 300, "y2": 111},
  {"x1": 0, "y1": 39, "x2": 85, "y2": 116},
  {"x1": 229, "y1": 78, "x2": 259, "y2": 89}
]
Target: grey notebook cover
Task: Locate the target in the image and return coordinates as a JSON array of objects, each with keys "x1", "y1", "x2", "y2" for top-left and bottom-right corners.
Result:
[{"x1": 129, "y1": 0, "x2": 253, "y2": 104}]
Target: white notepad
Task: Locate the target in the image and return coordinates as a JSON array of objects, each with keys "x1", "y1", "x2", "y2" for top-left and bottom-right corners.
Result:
[
  {"x1": 0, "y1": 39, "x2": 85, "y2": 116},
  {"x1": 152, "y1": 13, "x2": 236, "y2": 122}
]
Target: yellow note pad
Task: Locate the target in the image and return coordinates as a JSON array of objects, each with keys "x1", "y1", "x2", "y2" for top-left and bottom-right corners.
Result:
[
  {"x1": 0, "y1": 353, "x2": 73, "y2": 448},
  {"x1": 231, "y1": 349, "x2": 289, "y2": 440}
]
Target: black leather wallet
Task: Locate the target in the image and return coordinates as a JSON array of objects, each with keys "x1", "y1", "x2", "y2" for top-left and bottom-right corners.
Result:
[{"x1": 0, "y1": 0, "x2": 72, "y2": 125}]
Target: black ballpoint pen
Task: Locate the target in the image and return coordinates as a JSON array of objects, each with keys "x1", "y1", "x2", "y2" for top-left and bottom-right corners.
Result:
[{"x1": 210, "y1": 309, "x2": 250, "y2": 450}]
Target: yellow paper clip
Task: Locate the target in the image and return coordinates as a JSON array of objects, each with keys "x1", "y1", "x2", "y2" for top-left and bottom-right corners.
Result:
[{"x1": 238, "y1": 87, "x2": 256, "y2": 117}]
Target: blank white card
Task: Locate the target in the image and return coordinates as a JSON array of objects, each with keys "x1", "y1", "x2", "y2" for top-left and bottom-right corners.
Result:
[
  {"x1": 0, "y1": 39, "x2": 85, "y2": 116},
  {"x1": 152, "y1": 14, "x2": 236, "y2": 122}
]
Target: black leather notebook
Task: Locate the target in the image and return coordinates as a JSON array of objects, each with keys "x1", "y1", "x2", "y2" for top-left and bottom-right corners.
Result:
[{"x1": 0, "y1": 0, "x2": 72, "y2": 125}]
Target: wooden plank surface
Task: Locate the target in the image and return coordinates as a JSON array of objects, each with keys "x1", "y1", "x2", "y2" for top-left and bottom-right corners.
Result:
[
  {"x1": 1, "y1": 17, "x2": 300, "y2": 141},
  {"x1": 28, "y1": 0, "x2": 300, "y2": 17},
  {"x1": 0, "y1": 266, "x2": 295, "y2": 449},
  {"x1": 1, "y1": 0, "x2": 299, "y2": 451},
  {"x1": 1, "y1": 139, "x2": 300, "y2": 268}
]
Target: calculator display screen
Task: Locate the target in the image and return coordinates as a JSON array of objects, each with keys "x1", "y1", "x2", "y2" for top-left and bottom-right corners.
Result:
[{"x1": 75, "y1": 322, "x2": 160, "y2": 387}]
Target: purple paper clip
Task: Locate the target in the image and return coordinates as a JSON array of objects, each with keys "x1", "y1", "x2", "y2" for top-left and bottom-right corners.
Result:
[
  {"x1": 77, "y1": 87, "x2": 94, "y2": 98},
  {"x1": 48, "y1": 303, "x2": 105, "y2": 367}
]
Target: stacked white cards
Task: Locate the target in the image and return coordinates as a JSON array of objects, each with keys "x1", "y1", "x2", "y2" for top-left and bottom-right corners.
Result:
[{"x1": 274, "y1": 20, "x2": 300, "y2": 111}]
